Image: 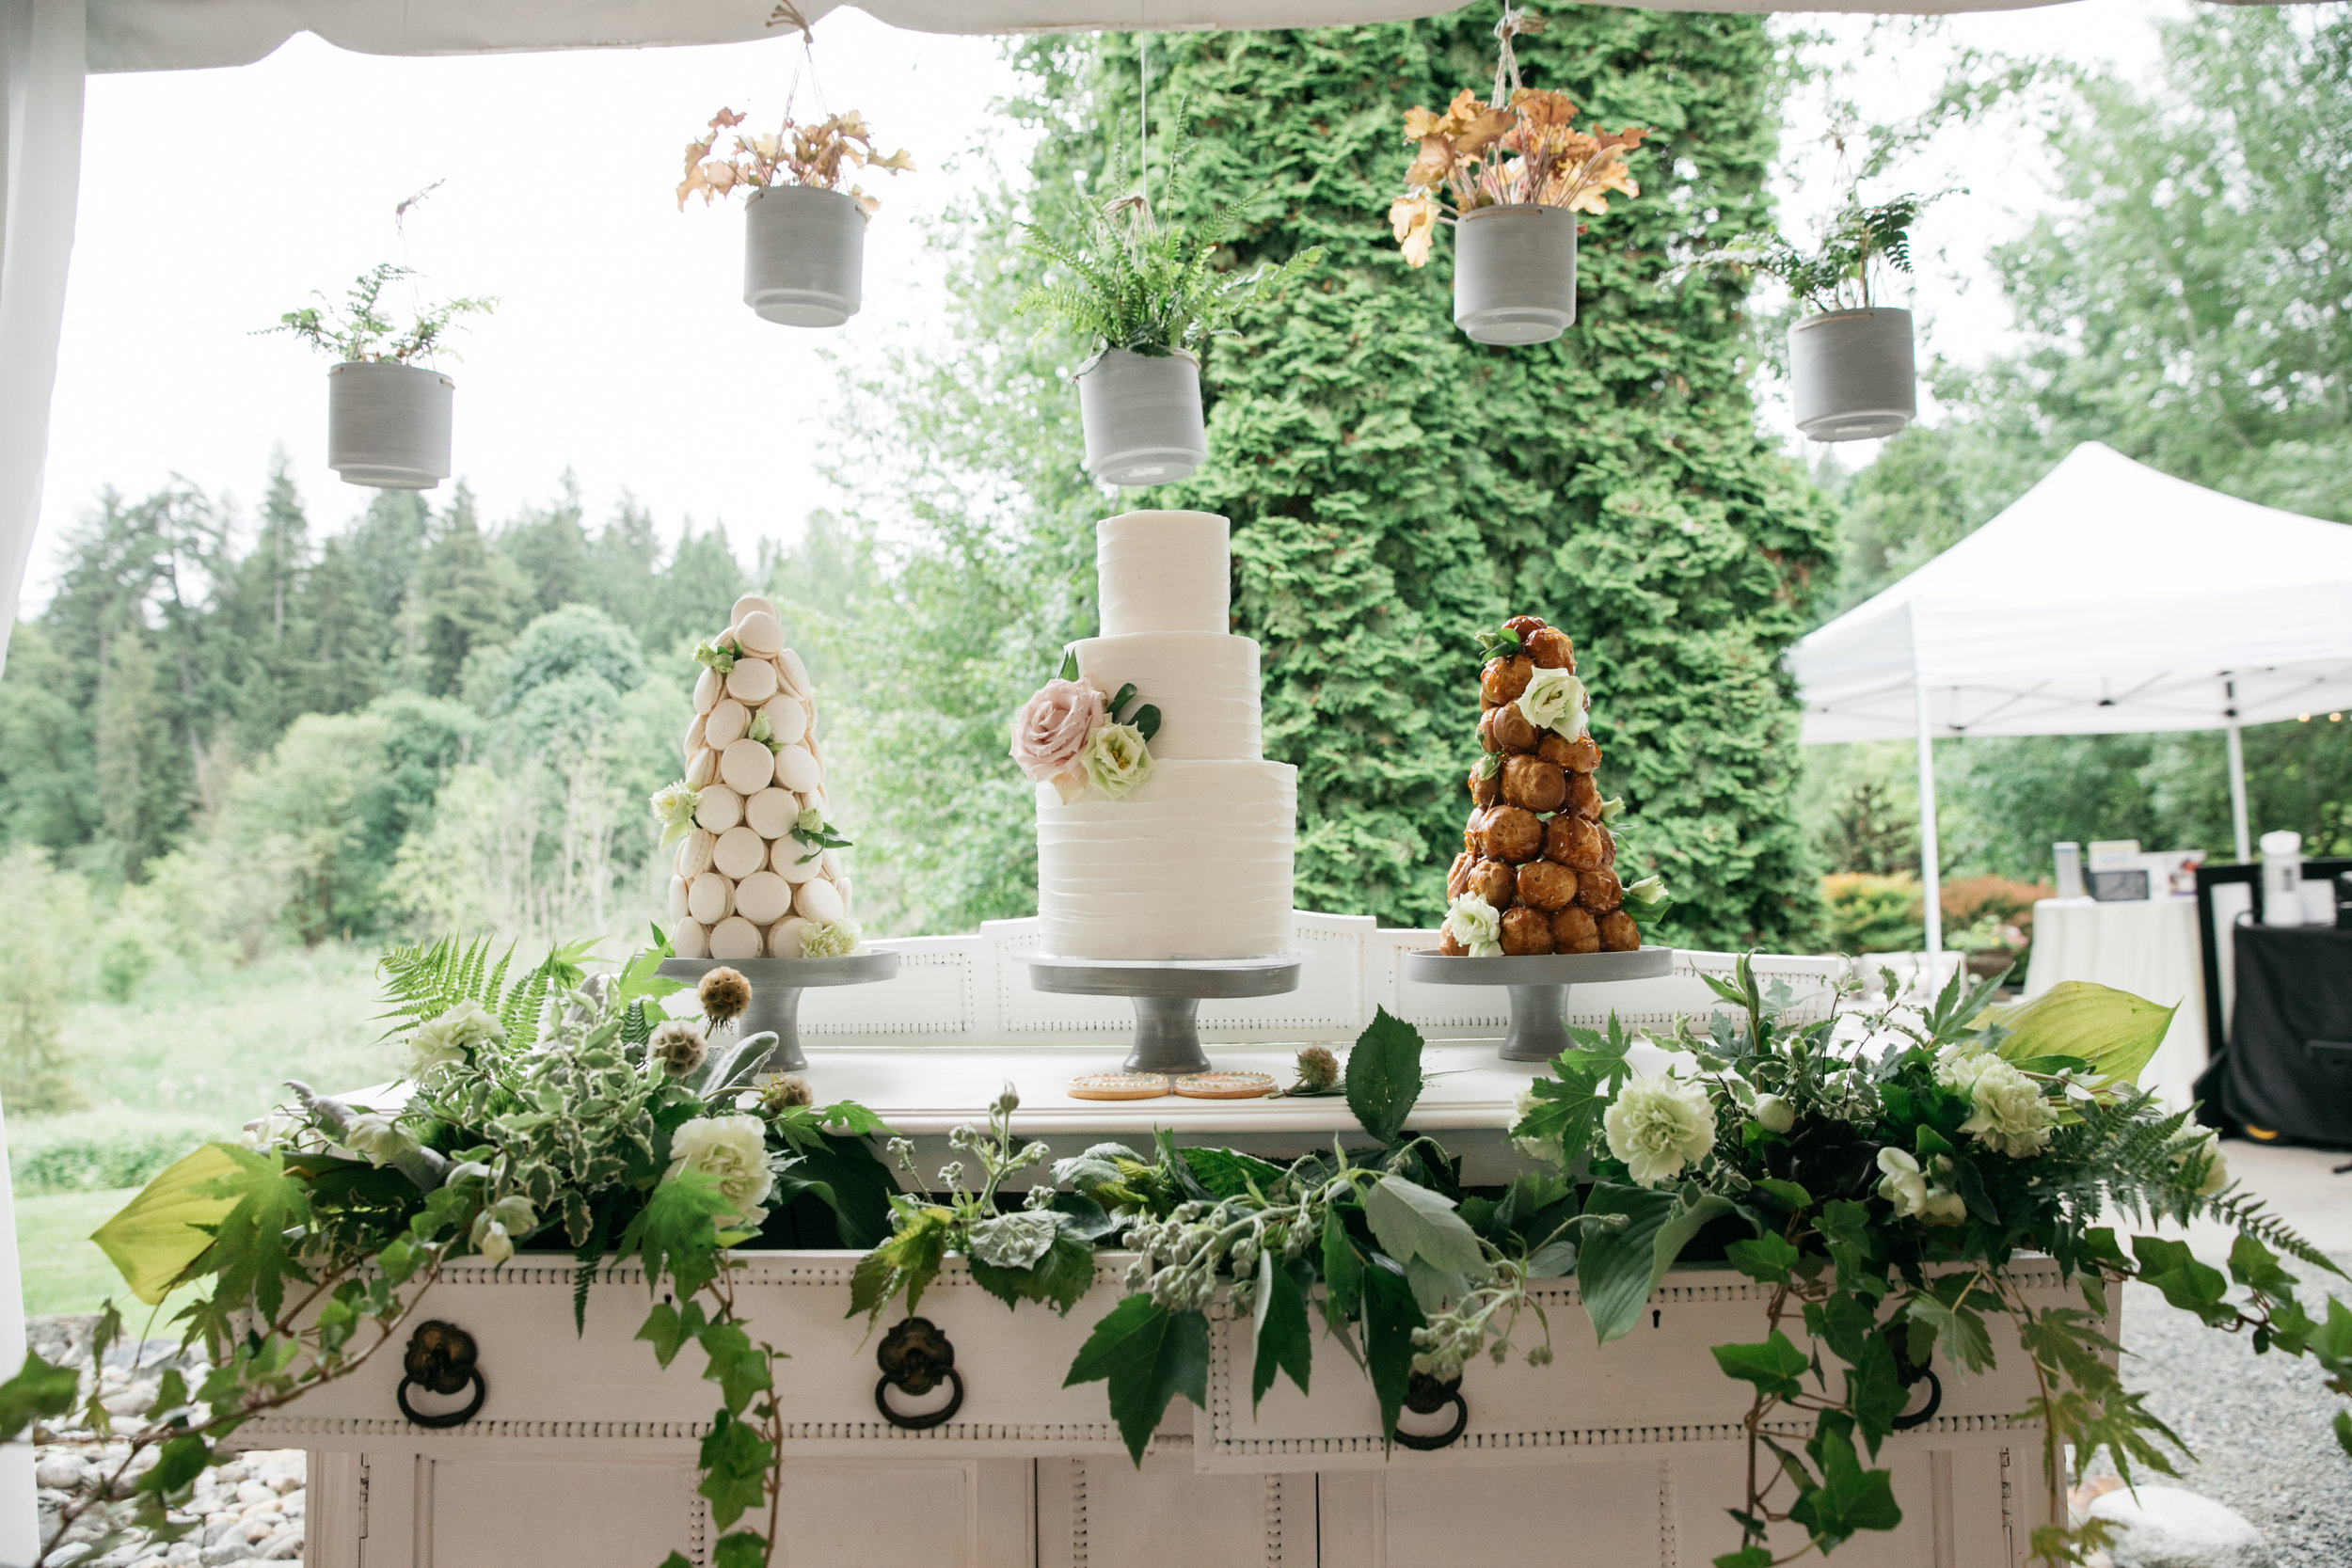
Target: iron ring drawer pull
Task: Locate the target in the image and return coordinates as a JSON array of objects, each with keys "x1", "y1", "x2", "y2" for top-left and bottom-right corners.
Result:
[
  {"x1": 397, "y1": 1320, "x2": 486, "y2": 1429},
  {"x1": 875, "y1": 1317, "x2": 963, "y2": 1432},
  {"x1": 1393, "y1": 1371, "x2": 1468, "y2": 1451}
]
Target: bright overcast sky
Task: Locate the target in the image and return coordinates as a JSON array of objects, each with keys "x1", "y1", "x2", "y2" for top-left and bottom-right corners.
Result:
[{"x1": 31, "y1": 0, "x2": 2184, "y2": 605}]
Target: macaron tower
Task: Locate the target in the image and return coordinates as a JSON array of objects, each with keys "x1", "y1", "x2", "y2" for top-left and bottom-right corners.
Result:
[{"x1": 652, "y1": 594, "x2": 859, "y2": 962}]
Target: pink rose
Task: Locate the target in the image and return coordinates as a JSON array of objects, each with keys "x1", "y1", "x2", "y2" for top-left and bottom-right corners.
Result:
[{"x1": 1010, "y1": 678, "x2": 1106, "y2": 790}]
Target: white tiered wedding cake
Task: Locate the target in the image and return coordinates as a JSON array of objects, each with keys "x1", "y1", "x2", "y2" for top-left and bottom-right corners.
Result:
[{"x1": 1028, "y1": 512, "x2": 1295, "y2": 961}]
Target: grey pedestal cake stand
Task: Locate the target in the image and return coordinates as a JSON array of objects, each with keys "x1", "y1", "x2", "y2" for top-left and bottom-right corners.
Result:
[
  {"x1": 1023, "y1": 954, "x2": 1302, "y2": 1076},
  {"x1": 658, "y1": 953, "x2": 898, "y2": 1074},
  {"x1": 1402, "y1": 946, "x2": 1674, "y2": 1062}
]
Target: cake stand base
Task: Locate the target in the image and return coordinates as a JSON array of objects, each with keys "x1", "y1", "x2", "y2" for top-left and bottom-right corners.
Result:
[
  {"x1": 1401, "y1": 947, "x2": 1674, "y2": 1062},
  {"x1": 1023, "y1": 954, "x2": 1303, "y2": 1076},
  {"x1": 657, "y1": 953, "x2": 899, "y2": 1074}
]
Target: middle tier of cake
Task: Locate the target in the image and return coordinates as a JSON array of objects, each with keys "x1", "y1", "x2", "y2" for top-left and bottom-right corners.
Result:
[
  {"x1": 1072, "y1": 631, "x2": 1261, "y2": 761},
  {"x1": 1035, "y1": 758, "x2": 1296, "y2": 961}
]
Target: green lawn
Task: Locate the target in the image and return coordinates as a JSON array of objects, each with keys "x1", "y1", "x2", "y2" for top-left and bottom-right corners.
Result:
[
  {"x1": 11, "y1": 941, "x2": 403, "y2": 1321},
  {"x1": 15, "y1": 1187, "x2": 152, "y2": 1319}
]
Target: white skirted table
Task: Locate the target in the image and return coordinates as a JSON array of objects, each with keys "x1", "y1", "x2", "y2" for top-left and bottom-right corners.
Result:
[{"x1": 2025, "y1": 895, "x2": 2208, "y2": 1111}]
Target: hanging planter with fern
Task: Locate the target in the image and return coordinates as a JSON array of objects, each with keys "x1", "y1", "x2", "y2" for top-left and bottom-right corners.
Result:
[
  {"x1": 263, "y1": 264, "x2": 493, "y2": 492},
  {"x1": 1678, "y1": 195, "x2": 1937, "y2": 443},
  {"x1": 1018, "y1": 135, "x2": 1323, "y2": 489}
]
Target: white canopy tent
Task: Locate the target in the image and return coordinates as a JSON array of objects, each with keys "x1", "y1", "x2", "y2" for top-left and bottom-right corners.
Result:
[
  {"x1": 1791, "y1": 440, "x2": 2352, "y2": 952},
  {"x1": 0, "y1": 0, "x2": 2321, "y2": 1552}
]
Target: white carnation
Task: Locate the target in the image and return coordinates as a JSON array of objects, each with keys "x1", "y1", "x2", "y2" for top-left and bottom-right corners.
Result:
[
  {"x1": 664, "y1": 1114, "x2": 774, "y2": 1227},
  {"x1": 1602, "y1": 1075, "x2": 1716, "y2": 1187},
  {"x1": 1936, "y1": 1049, "x2": 2058, "y2": 1157},
  {"x1": 407, "y1": 999, "x2": 504, "y2": 1079}
]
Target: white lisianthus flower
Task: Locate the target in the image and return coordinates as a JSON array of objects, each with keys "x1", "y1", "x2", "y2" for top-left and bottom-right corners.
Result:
[
  {"x1": 407, "y1": 999, "x2": 505, "y2": 1079},
  {"x1": 969, "y1": 1211, "x2": 1060, "y2": 1270},
  {"x1": 1082, "y1": 721, "x2": 1154, "y2": 800},
  {"x1": 344, "y1": 1112, "x2": 419, "y2": 1167},
  {"x1": 1936, "y1": 1049, "x2": 2058, "y2": 1157},
  {"x1": 239, "y1": 1112, "x2": 300, "y2": 1151},
  {"x1": 469, "y1": 1196, "x2": 537, "y2": 1265},
  {"x1": 1515, "y1": 667, "x2": 1589, "y2": 738},
  {"x1": 1752, "y1": 1094, "x2": 1795, "y2": 1134},
  {"x1": 1876, "y1": 1148, "x2": 1967, "y2": 1224},
  {"x1": 2170, "y1": 1129, "x2": 2232, "y2": 1196},
  {"x1": 664, "y1": 1114, "x2": 775, "y2": 1228},
  {"x1": 649, "y1": 780, "x2": 704, "y2": 848},
  {"x1": 1603, "y1": 1075, "x2": 1717, "y2": 1187},
  {"x1": 1445, "y1": 893, "x2": 1503, "y2": 958}
]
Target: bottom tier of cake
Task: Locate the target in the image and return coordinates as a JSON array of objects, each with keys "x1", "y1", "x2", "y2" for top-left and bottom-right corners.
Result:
[{"x1": 1035, "y1": 758, "x2": 1296, "y2": 960}]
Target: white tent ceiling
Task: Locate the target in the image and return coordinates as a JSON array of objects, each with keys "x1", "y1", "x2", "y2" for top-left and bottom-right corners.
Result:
[
  {"x1": 83, "y1": 0, "x2": 2270, "y2": 74},
  {"x1": 1791, "y1": 442, "x2": 2352, "y2": 746}
]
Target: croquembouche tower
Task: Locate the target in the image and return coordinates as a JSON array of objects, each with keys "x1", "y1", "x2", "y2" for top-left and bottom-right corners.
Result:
[{"x1": 1438, "y1": 613, "x2": 1667, "y2": 957}]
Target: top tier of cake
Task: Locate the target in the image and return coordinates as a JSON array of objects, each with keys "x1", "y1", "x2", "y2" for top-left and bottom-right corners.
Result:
[
  {"x1": 1097, "y1": 511, "x2": 1230, "y2": 637},
  {"x1": 1077, "y1": 511, "x2": 1260, "y2": 763}
]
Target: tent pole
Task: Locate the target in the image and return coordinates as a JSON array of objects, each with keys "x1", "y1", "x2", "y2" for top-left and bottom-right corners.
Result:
[
  {"x1": 1915, "y1": 682, "x2": 1944, "y2": 958},
  {"x1": 2223, "y1": 679, "x2": 2252, "y2": 863}
]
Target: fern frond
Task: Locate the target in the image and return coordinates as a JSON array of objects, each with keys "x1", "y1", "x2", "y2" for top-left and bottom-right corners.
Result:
[{"x1": 2201, "y1": 1187, "x2": 2347, "y2": 1277}]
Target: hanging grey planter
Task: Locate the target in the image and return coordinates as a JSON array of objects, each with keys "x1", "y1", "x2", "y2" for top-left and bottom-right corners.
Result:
[
  {"x1": 1074, "y1": 347, "x2": 1207, "y2": 487},
  {"x1": 743, "y1": 185, "x2": 866, "y2": 328},
  {"x1": 326, "y1": 361, "x2": 453, "y2": 491},
  {"x1": 1788, "y1": 307, "x2": 1916, "y2": 442},
  {"x1": 1453, "y1": 204, "x2": 1578, "y2": 346}
]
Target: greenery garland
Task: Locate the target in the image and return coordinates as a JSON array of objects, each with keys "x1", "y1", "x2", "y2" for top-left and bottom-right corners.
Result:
[{"x1": 15, "y1": 939, "x2": 2350, "y2": 1568}]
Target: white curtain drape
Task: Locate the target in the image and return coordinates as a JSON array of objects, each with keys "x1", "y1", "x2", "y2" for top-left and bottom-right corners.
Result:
[{"x1": 0, "y1": 0, "x2": 83, "y2": 1555}]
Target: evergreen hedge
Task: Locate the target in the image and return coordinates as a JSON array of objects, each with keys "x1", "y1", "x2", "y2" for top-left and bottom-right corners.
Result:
[{"x1": 1029, "y1": 13, "x2": 1836, "y2": 946}]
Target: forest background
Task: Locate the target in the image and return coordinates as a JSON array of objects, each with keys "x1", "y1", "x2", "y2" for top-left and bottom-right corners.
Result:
[{"x1": 4, "y1": 7, "x2": 2347, "y2": 1307}]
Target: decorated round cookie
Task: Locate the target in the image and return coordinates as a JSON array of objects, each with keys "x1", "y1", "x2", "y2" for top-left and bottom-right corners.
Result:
[
  {"x1": 1068, "y1": 1072, "x2": 1172, "y2": 1101},
  {"x1": 1172, "y1": 1071, "x2": 1277, "y2": 1101}
]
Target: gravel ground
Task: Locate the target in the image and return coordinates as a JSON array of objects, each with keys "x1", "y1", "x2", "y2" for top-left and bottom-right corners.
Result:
[{"x1": 2086, "y1": 1262, "x2": 2352, "y2": 1568}]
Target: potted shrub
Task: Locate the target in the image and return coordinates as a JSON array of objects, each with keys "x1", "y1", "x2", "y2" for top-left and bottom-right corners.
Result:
[
  {"x1": 266, "y1": 264, "x2": 492, "y2": 491},
  {"x1": 1018, "y1": 137, "x2": 1323, "y2": 488},
  {"x1": 1387, "y1": 11, "x2": 1648, "y2": 346},
  {"x1": 1678, "y1": 194, "x2": 1934, "y2": 441},
  {"x1": 679, "y1": 105, "x2": 914, "y2": 328}
]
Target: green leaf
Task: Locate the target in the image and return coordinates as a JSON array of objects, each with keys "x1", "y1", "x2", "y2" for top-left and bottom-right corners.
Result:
[
  {"x1": 1361, "y1": 1260, "x2": 1423, "y2": 1443},
  {"x1": 636, "y1": 1299, "x2": 707, "y2": 1370},
  {"x1": 1577, "y1": 1184, "x2": 1734, "y2": 1345},
  {"x1": 1803, "y1": 1291, "x2": 1879, "y2": 1367},
  {"x1": 1057, "y1": 647, "x2": 1079, "y2": 682},
  {"x1": 1788, "y1": 1426, "x2": 1902, "y2": 1549},
  {"x1": 1724, "y1": 1232, "x2": 1802, "y2": 1285},
  {"x1": 0, "y1": 1352, "x2": 82, "y2": 1443},
  {"x1": 1752, "y1": 1178, "x2": 1813, "y2": 1212},
  {"x1": 617, "y1": 1172, "x2": 735, "y2": 1303},
  {"x1": 2131, "y1": 1236, "x2": 2233, "y2": 1324},
  {"x1": 1712, "y1": 1330, "x2": 1810, "y2": 1401},
  {"x1": 1065, "y1": 1296, "x2": 1210, "y2": 1466},
  {"x1": 1250, "y1": 1252, "x2": 1313, "y2": 1411},
  {"x1": 1903, "y1": 1287, "x2": 1995, "y2": 1374},
  {"x1": 1181, "y1": 1147, "x2": 1288, "y2": 1201},
  {"x1": 185, "y1": 1145, "x2": 317, "y2": 1323},
  {"x1": 969, "y1": 1233, "x2": 1097, "y2": 1317},
  {"x1": 1847, "y1": 1335, "x2": 1906, "y2": 1457},
  {"x1": 697, "y1": 1320, "x2": 773, "y2": 1416},
  {"x1": 1712, "y1": 1551, "x2": 1773, "y2": 1568},
  {"x1": 711, "y1": 1533, "x2": 769, "y2": 1568},
  {"x1": 695, "y1": 1408, "x2": 774, "y2": 1528},
  {"x1": 1363, "y1": 1176, "x2": 1486, "y2": 1279},
  {"x1": 844, "y1": 1209, "x2": 953, "y2": 1327},
  {"x1": 1979, "y1": 981, "x2": 2177, "y2": 1087},
  {"x1": 2226, "y1": 1233, "x2": 2299, "y2": 1298},
  {"x1": 1345, "y1": 1008, "x2": 1425, "y2": 1146},
  {"x1": 1816, "y1": 1198, "x2": 1880, "y2": 1295},
  {"x1": 1319, "y1": 1206, "x2": 1365, "y2": 1338},
  {"x1": 91, "y1": 1144, "x2": 244, "y2": 1306}
]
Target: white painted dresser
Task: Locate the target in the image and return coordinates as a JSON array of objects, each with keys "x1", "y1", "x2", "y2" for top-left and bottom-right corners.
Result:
[{"x1": 256, "y1": 922, "x2": 2061, "y2": 1568}]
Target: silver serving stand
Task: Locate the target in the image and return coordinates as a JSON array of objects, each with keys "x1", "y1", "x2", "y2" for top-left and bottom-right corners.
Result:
[
  {"x1": 1022, "y1": 954, "x2": 1302, "y2": 1076},
  {"x1": 1401, "y1": 946, "x2": 1674, "y2": 1062},
  {"x1": 657, "y1": 952, "x2": 899, "y2": 1074}
]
